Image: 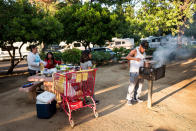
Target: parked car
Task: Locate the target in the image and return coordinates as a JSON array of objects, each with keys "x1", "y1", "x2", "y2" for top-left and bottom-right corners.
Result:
[
  {"x1": 141, "y1": 36, "x2": 161, "y2": 48},
  {"x1": 92, "y1": 47, "x2": 116, "y2": 57},
  {"x1": 190, "y1": 41, "x2": 196, "y2": 48}
]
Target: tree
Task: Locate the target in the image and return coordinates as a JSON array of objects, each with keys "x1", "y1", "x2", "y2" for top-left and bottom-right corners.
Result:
[
  {"x1": 56, "y1": 3, "x2": 118, "y2": 49},
  {"x1": 0, "y1": 0, "x2": 43, "y2": 74},
  {"x1": 185, "y1": 13, "x2": 196, "y2": 39},
  {"x1": 75, "y1": 3, "x2": 118, "y2": 48},
  {"x1": 92, "y1": 0, "x2": 139, "y2": 6},
  {"x1": 0, "y1": 0, "x2": 63, "y2": 74},
  {"x1": 56, "y1": 4, "x2": 81, "y2": 44},
  {"x1": 35, "y1": 16, "x2": 64, "y2": 51},
  {"x1": 135, "y1": 0, "x2": 196, "y2": 41}
]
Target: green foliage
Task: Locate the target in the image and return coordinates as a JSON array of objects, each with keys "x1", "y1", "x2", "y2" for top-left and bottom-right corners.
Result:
[
  {"x1": 62, "y1": 48, "x2": 82, "y2": 65},
  {"x1": 40, "y1": 51, "x2": 62, "y2": 61},
  {"x1": 94, "y1": 0, "x2": 133, "y2": 6},
  {"x1": 0, "y1": 0, "x2": 64, "y2": 73},
  {"x1": 135, "y1": 0, "x2": 196, "y2": 37},
  {"x1": 113, "y1": 47, "x2": 130, "y2": 60},
  {"x1": 53, "y1": 52, "x2": 62, "y2": 61},
  {"x1": 92, "y1": 51, "x2": 111, "y2": 63},
  {"x1": 37, "y1": 16, "x2": 64, "y2": 46},
  {"x1": 55, "y1": 4, "x2": 81, "y2": 44},
  {"x1": 56, "y1": 3, "x2": 118, "y2": 48},
  {"x1": 0, "y1": 0, "x2": 44, "y2": 44},
  {"x1": 40, "y1": 52, "x2": 46, "y2": 60},
  {"x1": 185, "y1": 13, "x2": 196, "y2": 38},
  {"x1": 146, "y1": 48, "x2": 156, "y2": 56}
]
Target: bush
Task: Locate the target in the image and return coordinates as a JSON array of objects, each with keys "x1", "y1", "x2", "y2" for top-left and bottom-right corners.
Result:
[
  {"x1": 113, "y1": 47, "x2": 130, "y2": 60},
  {"x1": 62, "y1": 48, "x2": 81, "y2": 65},
  {"x1": 40, "y1": 52, "x2": 46, "y2": 60},
  {"x1": 39, "y1": 52, "x2": 62, "y2": 61},
  {"x1": 92, "y1": 51, "x2": 111, "y2": 63},
  {"x1": 53, "y1": 52, "x2": 62, "y2": 61}
]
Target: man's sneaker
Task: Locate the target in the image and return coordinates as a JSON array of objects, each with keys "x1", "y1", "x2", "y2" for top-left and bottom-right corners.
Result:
[
  {"x1": 133, "y1": 98, "x2": 143, "y2": 103},
  {"x1": 127, "y1": 100, "x2": 133, "y2": 106}
]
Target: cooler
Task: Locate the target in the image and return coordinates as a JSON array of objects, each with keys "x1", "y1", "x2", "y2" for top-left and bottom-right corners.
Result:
[{"x1": 36, "y1": 91, "x2": 56, "y2": 119}]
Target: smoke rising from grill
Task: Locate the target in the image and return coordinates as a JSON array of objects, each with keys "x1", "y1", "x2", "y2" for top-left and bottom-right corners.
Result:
[{"x1": 153, "y1": 35, "x2": 194, "y2": 68}]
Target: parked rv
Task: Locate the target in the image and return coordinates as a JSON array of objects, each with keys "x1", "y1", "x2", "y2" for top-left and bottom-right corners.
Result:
[
  {"x1": 106, "y1": 38, "x2": 134, "y2": 49},
  {"x1": 141, "y1": 36, "x2": 161, "y2": 48}
]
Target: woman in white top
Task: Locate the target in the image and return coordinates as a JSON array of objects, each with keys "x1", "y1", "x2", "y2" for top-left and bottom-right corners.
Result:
[
  {"x1": 80, "y1": 50, "x2": 99, "y2": 104},
  {"x1": 27, "y1": 45, "x2": 45, "y2": 76}
]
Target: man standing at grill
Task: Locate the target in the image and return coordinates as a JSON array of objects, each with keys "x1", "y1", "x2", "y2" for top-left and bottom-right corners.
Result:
[{"x1": 126, "y1": 41, "x2": 149, "y2": 105}]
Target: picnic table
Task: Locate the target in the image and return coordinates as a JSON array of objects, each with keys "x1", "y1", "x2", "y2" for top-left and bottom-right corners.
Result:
[
  {"x1": 19, "y1": 81, "x2": 43, "y2": 101},
  {"x1": 27, "y1": 75, "x2": 61, "y2": 102}
]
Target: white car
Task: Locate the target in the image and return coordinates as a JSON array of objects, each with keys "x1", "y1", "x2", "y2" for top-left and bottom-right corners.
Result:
[{"x1": 0, "y1": 42, "x2": 30, "y2": 61}]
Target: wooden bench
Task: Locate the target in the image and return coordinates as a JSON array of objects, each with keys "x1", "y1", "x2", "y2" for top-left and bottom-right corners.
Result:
[{"x1": 19, "y1": 81, "x2": 43, "y2": 101}]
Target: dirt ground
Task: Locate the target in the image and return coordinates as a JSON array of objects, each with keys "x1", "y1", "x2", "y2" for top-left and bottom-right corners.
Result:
[{"x1": 0, "y1": 58, "x2": 196, "y2": 131}]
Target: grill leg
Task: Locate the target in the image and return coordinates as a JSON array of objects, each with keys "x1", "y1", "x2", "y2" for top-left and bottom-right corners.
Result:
[{"x1": 147, "y1": 80, "x2": 153, "y2": 108}]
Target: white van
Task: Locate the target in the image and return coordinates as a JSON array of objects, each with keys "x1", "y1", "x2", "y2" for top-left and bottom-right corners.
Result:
[
  {"x1": 0, "y1": 42, "x2": 30, "y2": 61},
  {"x1": 106, "y1": 38, "x2": 134, "y2": 49},
  {"x1": 141, "y1": 36, "x2": 161, "y2": 48},
  {"x1": 59, "y1": 41, "x2": 93, "y2": 51}
]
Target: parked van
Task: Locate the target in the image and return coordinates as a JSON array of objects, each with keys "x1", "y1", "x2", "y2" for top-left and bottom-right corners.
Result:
[
  {"x1": 59, "y1": 41, "x2": 93, "y2": 51},
  {"x1": 106, "y1": 38, "x2": 134, "y2": 50},
  {"x1": 0, "y1": 42, "x2": 30, "y2": 61},
  {"x1": 141, "y1": 36, "x2": 161, "y2": 48}
]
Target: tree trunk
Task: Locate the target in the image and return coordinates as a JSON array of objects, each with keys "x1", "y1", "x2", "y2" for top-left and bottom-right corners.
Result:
[
  {"x1": 177, "y1": 32, "x2": 182, "y2": 45},
  {"x1": 42, "y1": 42, "x2": 48, "y2": 52},
  {"x1": 177, "y1": 0, "x2": 190, "y2": 46},
  {"x1": 7, "y1": 43, "x2": 15, "y2": 74},
  {"x1": 7, "y1": 42, "x2": 25, "y2": 74},
  {"x1": 7, "y1": 59, "x2": 15, "y2": 74},
  {"x1": 88, "y1": 44, "x2": 91, "y2": 51}
]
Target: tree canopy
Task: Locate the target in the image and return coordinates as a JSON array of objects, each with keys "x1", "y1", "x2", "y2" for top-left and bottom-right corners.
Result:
[
  {"x1": 0, "y1": 0, "x2": 63, "y2": 73},
  {"x1": 56, "y1": 3, "x2": 118, "y2": 48}
]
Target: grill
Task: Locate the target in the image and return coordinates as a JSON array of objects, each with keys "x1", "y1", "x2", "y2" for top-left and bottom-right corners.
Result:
[
  {"x1": 139, "y1": 65, "x2": 166, "y2": 81},
  {"x1": 139, "y1": 58, "x2": 166, "y2": 108}
]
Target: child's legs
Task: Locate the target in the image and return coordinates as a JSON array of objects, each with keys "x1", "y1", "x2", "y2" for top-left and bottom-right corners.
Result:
[{"x1": 127, "y1": 73, "x2": 139, "y2": 100}]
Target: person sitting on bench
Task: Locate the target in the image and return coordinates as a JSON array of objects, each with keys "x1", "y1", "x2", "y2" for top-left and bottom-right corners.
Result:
[{"x1": 27, "y1": 45, "x2": 46, "y2": 76}]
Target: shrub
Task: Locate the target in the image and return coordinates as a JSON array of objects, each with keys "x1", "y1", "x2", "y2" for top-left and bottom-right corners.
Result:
[
  {"x1": 62, "y1": 48, "x2": 81, "y2": 65},
  {"x1": 39, "y1": 51, "x2": 63, "y2": 61},
  {"x1": 40, "y1": 52, "x2": 46, "y2": 60},
  {"x1": 113, "y1": 47, "x2": 130, "y2": 60},
  {"x1": 92, "y1": 51, "x2": 111, "y2": 63},
  {"x1": 53, "y1": 52, "x2": 62, "y2": 61}
]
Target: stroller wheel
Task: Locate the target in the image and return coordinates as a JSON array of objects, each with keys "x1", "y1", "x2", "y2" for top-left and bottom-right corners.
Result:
[
  {"x1": 70, "y1": 119, "x2": 75, "y2": 128},
  {"x1": 94, "y1": 111, "x2": 99, "y2": 118}
]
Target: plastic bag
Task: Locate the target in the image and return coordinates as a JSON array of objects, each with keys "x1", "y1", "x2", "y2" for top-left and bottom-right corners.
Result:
[{"x1": 64, "y1": 82, "x2": 76, "y2": 97}]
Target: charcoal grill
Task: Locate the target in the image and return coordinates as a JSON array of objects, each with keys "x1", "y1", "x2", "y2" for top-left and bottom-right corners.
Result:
[
  {"x1": 139, "y1": 65, "x2": 166, "y2": 81},
  {"x1": 139, "y1": 60, "x2": 166, "y2": 108}
]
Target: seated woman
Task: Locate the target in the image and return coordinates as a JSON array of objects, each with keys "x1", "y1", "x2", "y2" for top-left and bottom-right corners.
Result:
[
  {"x1": 45, "y1": 52, "x2": 61, "y2": 69},
  {"x1": 27, "y1": 45, "x2": 46, "y2": 76}
]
